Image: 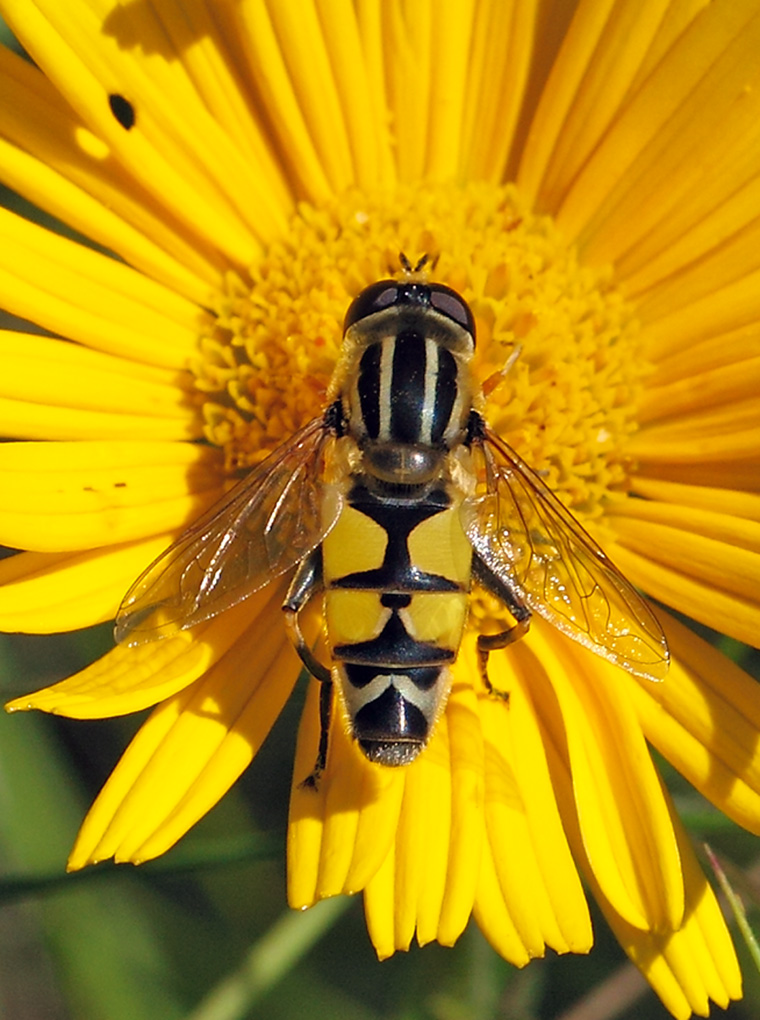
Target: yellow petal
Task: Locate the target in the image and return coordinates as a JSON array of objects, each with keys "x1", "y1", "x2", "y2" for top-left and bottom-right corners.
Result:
[
  {"x1": 0, "y1": 332, "x2": 197, "y2": 419},
  {"x1": 393, "y1": 717, "x2": 453, "y2": 950},
  {"x1": 474, "y1": 639, "x2": 593, "y2": 954},
  {"x1": 598, "y1": 795, "x2": 741, "y2": 1018},
  {"x1": 358, "y1": 711, "x2": 459, "y2": 955},
  {"x1": 362, "y1": 845, "x2": 398, "y2": 960},
  {"x1": 131, "y1": 0, "x2": 294, "y2": 230},
  {"x1": 630, "y1": 613, "x2": 760, "y2": 835},
  {"x1": 0, "y1": 395, "x2": 201, "y2": 443},
  {"x1": 610, "y1": 516, "x2": 760, "y2": 603},
  {"x1": 638, "y1": 357, "x2": 760, "y2": 425},
  {"x1": 435, "y1": 675, "x2": 483, "y2": 947},
  {"x1": 0, "y1": 537, "x2": 170, "y2": 633},
  {"x1": 68, "y1": 584, "x2": 294, "y2": 868},
  {"x1": 319, "y1": 0, "x2": 390, "y2": 189},
  {"x1": 627, "y1": 459, "x2": 760, "y2": 493},
  {"x1": 518, "y1": 0, "x2": 615, "y2": 206},
  {"x1": 232, "y1": 0, "x2": 332, "y2": 201},
  {"x1": 2, "y1": 0, "x2": 269, "y2": 263},
  {"x1": 287, "y1": 675, "x2": 330, "y2": 910},
  {"x1": 133, "y1": 642, "x2": 296, "y2": 864},
  {"x1": 477, "y1": 686, "x2": 557, "y2": 957},
  {"x1": 521, "y1": 0, "x2": 680, "y2": 216},
  {"x1": 651, "y1": 322, "x2": 760, "y2": 376},
  {"x1": 352, "y1": 1, "x2": 396, "y2": 188},
  {"x1": 0, "y1": 439, "x2": 220, "y2": 506},
  {"x1": 0, "y1": 44, "x2": 220, "y2": 304},
  {"x1": 624, "y1": 179, "x2": 760, "y2": 316},
  {"x1": 6, "y1": 594, "x2": 260, "y2": 720},
  {"x1": 626, "y1": 425, "x2": 760, "y2": 463},
  {"x1": 523, "y1": 623, "x2": 685, "y2": 933},
  {"x1": 622, "y1": 179, "x2": 760, "y2": 302},
  {"x1": 557, "y1": 2, "x2": 760, "y2": 252},
  {"x1": 472, "y1": 846, "x2": 532, "y2": 968},
  {"x1": 608, "y1": 494, "x2": 760, "y2": 555},
  {"x1": 611, "y1": 541, "x2": 760, "y2": 650},
  {"x1": 383, "y1": 0, "x2": 432, "y2": 182},
  {"x1": 461, "y1": 0, "x2": 536, "y2": 183},
  {"x1": 0, "y1": 442, "x2": 221, "y2": 551},
  {"x1": 629, "y1": 477, "x2": 760, "y2": 522},
  {"x1": 639, "y1": 268, "x2": 760, "y2": 362},
  {"x1": 263, "y1": 0, "x2": 356, "y2": 192},
  {"x1": 424, "y1": 1, "x2": 476, "y2": 182},
  {"x1": 312, "y1": 692, "x2": 404, "y2": 901},
  {"x1": 0, "y1": 207, "x2": 208, "y2": 369},
  {"x1": 633, "y1": 395, "x2": 760, "y2": 443}
]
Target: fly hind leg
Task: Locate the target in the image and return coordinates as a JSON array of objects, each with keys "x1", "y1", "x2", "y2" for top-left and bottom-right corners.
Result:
[
  {"x1": 299, "y1": 678, "x2": 333, "y2": 791},
  {"x1": 282, "y1": 548, "x2": 333, "y2": 788},
  {"x1": 472, "y1": 553, "x2": 531, "y2": 699},
  {"x1": 477, "y1": 616, "x2": 530, "y2": 699}
]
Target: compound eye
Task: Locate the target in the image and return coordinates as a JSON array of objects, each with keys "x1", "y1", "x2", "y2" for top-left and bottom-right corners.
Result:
[
  {"x1": 429, "y1": 285, "x2": 476, "y2": 339},
  {"x1": 343, "y1": 280, "x2": 399, "y2": 331}
]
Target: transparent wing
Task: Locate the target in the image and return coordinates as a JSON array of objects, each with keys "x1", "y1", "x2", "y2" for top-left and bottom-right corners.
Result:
[
  {"x1": 116, "y1": 416, "x2": 341, "y2": 645},
  {"x1": 461, "y1": 425, "x2": 669, "y2": 681}
]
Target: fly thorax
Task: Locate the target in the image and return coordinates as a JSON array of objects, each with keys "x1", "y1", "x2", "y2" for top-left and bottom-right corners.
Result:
[
  {"x1": 341, "y1": 307, "x2": 474, "y2": 485},
  {"x1": 361, "y1": 441, "x2": 445, "y2": 485}
]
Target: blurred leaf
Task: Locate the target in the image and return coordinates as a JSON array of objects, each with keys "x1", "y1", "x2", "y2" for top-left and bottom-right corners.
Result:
[
  {"x1": 0, "y1": 637, "x2": 186, "y2": 1020},
  {"x1": 185, "y1": 896, "x2": 351, "y2": 1020},
  {"x1": 705, "y1": 844, "x2": 760, "y2": 976},
  {"x1": 0, "y1": 832, "x2": 282, "y2": 904}
]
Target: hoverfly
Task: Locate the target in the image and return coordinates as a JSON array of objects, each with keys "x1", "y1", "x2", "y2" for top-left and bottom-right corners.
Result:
[{"x1": 116, "y1": 261, "x2": 669, "y2": 783}]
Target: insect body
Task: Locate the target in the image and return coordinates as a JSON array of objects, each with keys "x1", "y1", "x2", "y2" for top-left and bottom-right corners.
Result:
[{"x1": 117, "y1": 270, "x2": 669, "y2": 781}]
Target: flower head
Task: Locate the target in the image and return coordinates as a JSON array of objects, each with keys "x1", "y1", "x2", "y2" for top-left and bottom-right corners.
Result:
[{"x1": 1, "y1": 2, "x2": 759, "y2": 1017}]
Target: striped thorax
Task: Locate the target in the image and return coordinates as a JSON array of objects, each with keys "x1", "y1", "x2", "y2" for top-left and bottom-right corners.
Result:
[{"x1": 335, "y1": 278, "x2": 476, "y2": 485}]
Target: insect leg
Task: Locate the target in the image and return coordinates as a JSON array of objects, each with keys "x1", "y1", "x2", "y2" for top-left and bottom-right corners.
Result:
[
  {"x1": 282, "y1": 548, "x2": 333, "y2": 788},
  {"x1": 471, "y1": 553, "x2": 531, "y2": 698},
  {"x1": 299, "y1": 678, "x2": 334, "y2": 791},
  {"x1": 282, "y1": 548, "x2": 331, "y2": 684}
]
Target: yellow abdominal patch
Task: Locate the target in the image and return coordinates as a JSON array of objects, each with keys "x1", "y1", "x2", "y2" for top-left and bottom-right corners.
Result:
[
  {"x1": 407, "y1": 505, "x2": 472, "y2": 585},
  {"x1": 324, "y1": 590, "x2": 388, "y2": 646},
  {"x1": 321, "y1": 504, "x2": 387, "y2": 583},
  {"x1": 400, "y1": 593, "x2": 469, "y2": 650}
]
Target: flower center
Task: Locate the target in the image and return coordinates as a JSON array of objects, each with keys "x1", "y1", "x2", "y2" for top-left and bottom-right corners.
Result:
[{"x1": 192, "y1": 181, "x2": 643, "y2": 525}]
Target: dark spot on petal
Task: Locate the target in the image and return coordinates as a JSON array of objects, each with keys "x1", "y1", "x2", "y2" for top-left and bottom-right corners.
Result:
[
  {"x1": 109, "y1": 93, "x2": 135, "y2": 130},
  {"x1": 114, "y1": 481, "x2": 127, "y2": 488}
]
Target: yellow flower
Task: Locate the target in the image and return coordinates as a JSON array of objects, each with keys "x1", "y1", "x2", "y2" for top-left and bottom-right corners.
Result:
[{"x1": 1, "y1": 2, "x2": 759, "y2": 1016}]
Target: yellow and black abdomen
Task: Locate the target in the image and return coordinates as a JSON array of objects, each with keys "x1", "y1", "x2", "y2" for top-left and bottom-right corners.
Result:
[{"x1": 321, "y1": 476, "x2": 472, "y2": 766}]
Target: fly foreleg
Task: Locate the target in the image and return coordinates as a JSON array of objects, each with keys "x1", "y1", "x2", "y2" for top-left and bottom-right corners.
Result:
[
  {"x1": 471, "y1": 554, "x2": 531, "y2": 699},
  {"x1": 282, "y1": 548, "x2": 333, "y2": 788}
]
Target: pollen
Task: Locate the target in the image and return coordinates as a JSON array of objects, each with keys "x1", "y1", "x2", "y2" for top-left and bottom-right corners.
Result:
[{"x1": 192, "y1": 182, "x2": 644, "y2": 525}]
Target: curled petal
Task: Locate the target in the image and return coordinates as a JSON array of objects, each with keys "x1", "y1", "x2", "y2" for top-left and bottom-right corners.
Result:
[
  {"x1": 0, "y1": 537, "x2": 169, "y2": 634},
  {"x1": 362, "y1": 716, "x2": 455, "y2": 956},
  {"x1": 596, "y1": 788, "x2": 742, "y2": 1018},
  {"x1": 471, "y1": 637, "x2": 592, "y2": 956},
  {"x1": 520, "y1": 621, "x2": 685, "y2": 933},
  {"x1": 631, "y1": 612, "x2": 760, "y2": 835},
  {"x1": 68, "y1": 582, "x2": 294, "y2": 868},
  {"x1": 6, "y1": 592, "x2": 266, "y2": 719}
]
